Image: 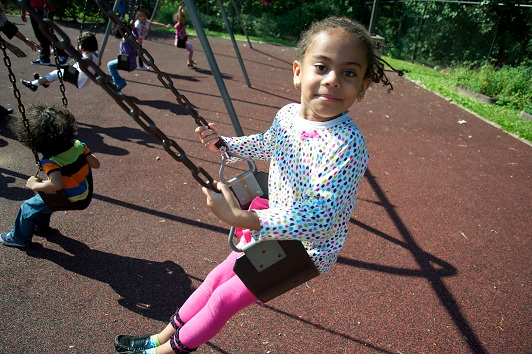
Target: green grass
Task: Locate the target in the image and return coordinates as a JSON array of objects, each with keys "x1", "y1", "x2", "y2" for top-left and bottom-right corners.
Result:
[{"x1": 383, "y1": 57, "x2": 532, "y2": 142}]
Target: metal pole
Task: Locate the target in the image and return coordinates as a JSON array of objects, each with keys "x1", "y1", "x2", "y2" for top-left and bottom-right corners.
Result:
[
  {"x1": 229, "y1": 0, "x2": 252, "y2": 49},
  {"x1": 149, "y1": 0, "x2": 161, "y2": 22},
  {"x1": 411, "y1": 1, "x2": 427, "y2": 63},
  {"x1": 98, "y1": 0, "x2": 121, "y2": 60},
  {"x1": 216, "y1": 0, "x2": 251, "y2": 88},
  {"x1": 368, "y1": 0, "x2": 380, "y2": 34},
  {"x1": 184, "y1": 0, "x2": 244, "y2": 137}
]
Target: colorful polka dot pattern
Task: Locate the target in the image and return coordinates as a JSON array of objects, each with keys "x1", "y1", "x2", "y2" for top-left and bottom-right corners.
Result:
[{"x1": 224, "y1": 103, "x2": 369, "y2": 273}]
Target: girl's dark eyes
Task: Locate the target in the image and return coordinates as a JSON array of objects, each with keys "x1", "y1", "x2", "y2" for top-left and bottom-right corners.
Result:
[
  {"x1": 343, "y1": 70, "x2": 356, "y2": 78},
  {"x1": 314, "y1": 65, "x2": 357, "y2": 78}
]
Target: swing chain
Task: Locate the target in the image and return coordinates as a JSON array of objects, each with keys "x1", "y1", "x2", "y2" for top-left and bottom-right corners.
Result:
[
  {"x1": 52, "y1": 47, "x2": 69, "y2": 108},
  {"x1": 14, "y1": 0, "x2": 219, "y2": 193},
  {"x1": 0, "y1": 36, "x2": 43, "y2": 171},
  {"x1": 79, "y1": 0, "x2": 89, "y2": 36},
  {"x1": 44, "y1": 0, "x2": 68, "y2": 107}
]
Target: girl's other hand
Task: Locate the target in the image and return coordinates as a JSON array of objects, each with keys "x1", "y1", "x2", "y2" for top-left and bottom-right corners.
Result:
[
  {"x1": 202, "y1": 181, "x2": 261, "y2": 230},
  {"x1": 195, "y1": 123, "x2": 220, "y2": 152}
]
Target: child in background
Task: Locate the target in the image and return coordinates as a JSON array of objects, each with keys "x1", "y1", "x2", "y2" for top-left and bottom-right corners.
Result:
[
  {"x1": 112, "y1": 17, "x2": 399, "y2": 354},
  {"x1": 1, "y1": 103, "x2": 100, "y2": 248},
  {"x1": 133, "y1": 7, "x2": 170, "y2": 70},
  {"x1": 107, "y1": 23, "x2": 138, "y2": 90},
  {"x1": 20, "y1": 0, "x2": 69, "y2": 66},
  {"x1": 173, "y1": 6, "x2": 195, "y2": 68},
  {"x1": 20, "y1": 32, "x2": 100, "y2": 91}
]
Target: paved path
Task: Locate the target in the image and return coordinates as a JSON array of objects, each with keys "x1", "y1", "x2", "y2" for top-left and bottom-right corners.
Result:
[{"x1": 1, "y1": 17, "x2": 530, "y2": 353}]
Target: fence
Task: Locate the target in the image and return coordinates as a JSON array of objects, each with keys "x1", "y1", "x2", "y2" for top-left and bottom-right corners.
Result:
[{"x1": 363, "y1": 0, "x2": 532, "y2": 67}]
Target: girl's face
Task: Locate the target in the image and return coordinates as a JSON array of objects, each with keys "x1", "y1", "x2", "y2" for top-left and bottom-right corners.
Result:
[
  {"x1": 137, "y1": 11, "x2": 147, "y2": 24},
  {"x1": 293, "y1": 28, "x2": 372, "y2": 122}
]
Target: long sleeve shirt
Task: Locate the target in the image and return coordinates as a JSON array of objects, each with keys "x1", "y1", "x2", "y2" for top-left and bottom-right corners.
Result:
[{"x1": 223, "y1": 103, "x2": 369, "y2": 273}]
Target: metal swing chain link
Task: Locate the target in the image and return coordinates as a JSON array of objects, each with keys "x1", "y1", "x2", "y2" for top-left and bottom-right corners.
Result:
[
  {"x1": 14, "y1": 0, "x2": 218, "y2": 193},
  {"x1": 0, "y1": 36, "x2": 43, "y2": 171},
  {"x1": 80, "y1": 0, "x2": 89, "y2": 36},
  {"x1": 44, "y1": 0, "x2": 69, "y2": 107}
]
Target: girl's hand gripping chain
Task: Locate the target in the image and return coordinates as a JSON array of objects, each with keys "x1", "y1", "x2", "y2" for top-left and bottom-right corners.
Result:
[{"x1": 195, "y1": 123, "x2": 220, "y2": 152}]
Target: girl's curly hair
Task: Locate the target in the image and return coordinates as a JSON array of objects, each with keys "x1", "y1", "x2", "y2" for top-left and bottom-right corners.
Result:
[
  {"x1": 295, "y1": 17, "x2": 403, "y2": 92},
  {"x1": 13, "y1": 103, "x2": 77, "y2": 156}
]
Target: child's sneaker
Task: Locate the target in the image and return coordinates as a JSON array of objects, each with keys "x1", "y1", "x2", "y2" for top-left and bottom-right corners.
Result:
[
  {"x1": 58, "y1": 56, "x2": 69, "y2": 65},
  {"x1": 33, "y1": 73, "x2": 49, "y2": 88},
  {"x1": 116, "y1": 82, "x2": 127, "y2": 91},
  {"x1": 31, "y1": 58, "x2": 53, "y2": 66},
  {"x1": 138, "y1": 65, "x2": 149, "y2": 71},
  {"x1": 20, "y1": 79, "x2": 38, "y2": 92},
  {"x1": 114, "y1": 334, "x2": 159, "y2": 352},
  {"x1": 1, "y1": 232, "x2": 30, "y2": 248}
]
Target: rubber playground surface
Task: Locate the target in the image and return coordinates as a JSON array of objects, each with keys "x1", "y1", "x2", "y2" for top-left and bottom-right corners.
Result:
[{"x1": 1, "y1": 17, "x2": 530, "y2": 354}]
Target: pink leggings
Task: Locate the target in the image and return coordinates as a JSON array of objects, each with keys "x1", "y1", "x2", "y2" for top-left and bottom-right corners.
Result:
[{"x1": 173, "y1": 250, "x2": 258, "y2": 349}]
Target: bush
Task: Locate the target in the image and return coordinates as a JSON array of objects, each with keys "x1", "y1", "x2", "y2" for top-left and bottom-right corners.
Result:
[{"x1": 451, "y1": 61, "x2": 532, "y2": 111}]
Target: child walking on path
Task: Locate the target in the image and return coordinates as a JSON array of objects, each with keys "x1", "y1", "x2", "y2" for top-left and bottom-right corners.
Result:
[
  {"x1": 107, "y1": 23, "x2": 138, "y2": 90},
  {"x1": 133, "y1": 7, "x2": 170, "y2": 70},
  {"x1": 173, "y1": 6, "x2": 195, "y2": 68},
  {"x1": 20, "y1": 32, "x2": 100, "y2": 91},
  {"x1": 112, "y1": 17, "x2": 398, "y2": 353},
  {"x1": 1, "y1": 103, "x2": 100, "y2": 248}
]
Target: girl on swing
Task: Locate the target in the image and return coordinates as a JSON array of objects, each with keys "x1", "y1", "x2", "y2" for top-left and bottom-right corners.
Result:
[
  {"x1": 1, "y1": 103, "x2": 100, "y2": 248},
  {"x1": 113, "y1": 17, "x2": 399, "y2": 353},
  {"x1": 20, "y1": 32, "x2": 100, "y2": 91},
  {"x1": 173, "y1": 6, "x2": 195, "y2": 68}
]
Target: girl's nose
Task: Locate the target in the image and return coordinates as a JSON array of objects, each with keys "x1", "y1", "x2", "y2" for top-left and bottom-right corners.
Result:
[{"x1": 323, "y1": 70, "x2": 340, "y2": 87}]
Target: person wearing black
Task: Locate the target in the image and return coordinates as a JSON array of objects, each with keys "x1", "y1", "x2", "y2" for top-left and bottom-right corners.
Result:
[{"x1": 20, "y1": 0, "x2": 68, "y2": 66}]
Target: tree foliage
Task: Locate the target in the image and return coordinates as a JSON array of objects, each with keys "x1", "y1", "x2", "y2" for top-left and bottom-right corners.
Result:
[{"x1": 43, "y1": 0, "x2": 531, "y2": 67}]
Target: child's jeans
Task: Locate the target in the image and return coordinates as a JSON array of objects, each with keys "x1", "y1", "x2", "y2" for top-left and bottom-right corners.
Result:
[
  {"x1": 7, "y1": 194, "x2": 53, "y2": 245},
  {"x1": 107, "y1": 59, "x2": 127, "y2": 89}
]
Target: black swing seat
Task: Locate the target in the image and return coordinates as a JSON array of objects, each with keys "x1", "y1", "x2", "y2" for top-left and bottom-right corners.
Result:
[
  {"x1": 39, "y1": 173, "x2": 93, "y2": 212},
  {"x1": 117, "y1": 54, "x2": 131, "y2": 71},
  {"x1": 62, "y1": 64, "x2": 79, "y2": 87},
  {"x1": 233, "y1": 238, "x2": 320, "y2": 303}
]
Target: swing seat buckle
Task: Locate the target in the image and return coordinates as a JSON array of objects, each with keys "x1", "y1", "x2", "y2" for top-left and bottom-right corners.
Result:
[
  {"x1": 241, "y1": 239, "x2": 286, "y2": 272},
  {"x1": 227, "y1": 170, "x2": 263, "y2": 206}
]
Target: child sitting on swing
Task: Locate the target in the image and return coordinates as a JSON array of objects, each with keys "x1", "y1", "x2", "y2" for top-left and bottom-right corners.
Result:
[
  {"x1": 132, "y1": 6, "x2": 171, "y2": 71},
  {"x1": 107, "y1": 23, "x2": 138, "y2": 90},
  {"x1": 173, "y1": 6, "x2": 195, "y2": 68},
  {"x1": 112, "y1": 16, "x2": 400, "y2": 353},
  {"x1": 1, "y1": 103, "x2": 100, "y2": 248},
  {"x1": 20, "y1": 32, "x2": 100, "y2": 91}
]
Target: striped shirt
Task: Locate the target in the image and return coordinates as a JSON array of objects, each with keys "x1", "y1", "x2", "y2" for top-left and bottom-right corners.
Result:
[{"x1": 41, "y1": 140, "x2": 92, "y2": 202}]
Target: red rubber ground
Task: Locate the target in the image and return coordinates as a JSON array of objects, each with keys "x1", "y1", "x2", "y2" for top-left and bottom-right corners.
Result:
[{"x1": 1, "y1": 17, "x2": 530, "y2": 353}]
